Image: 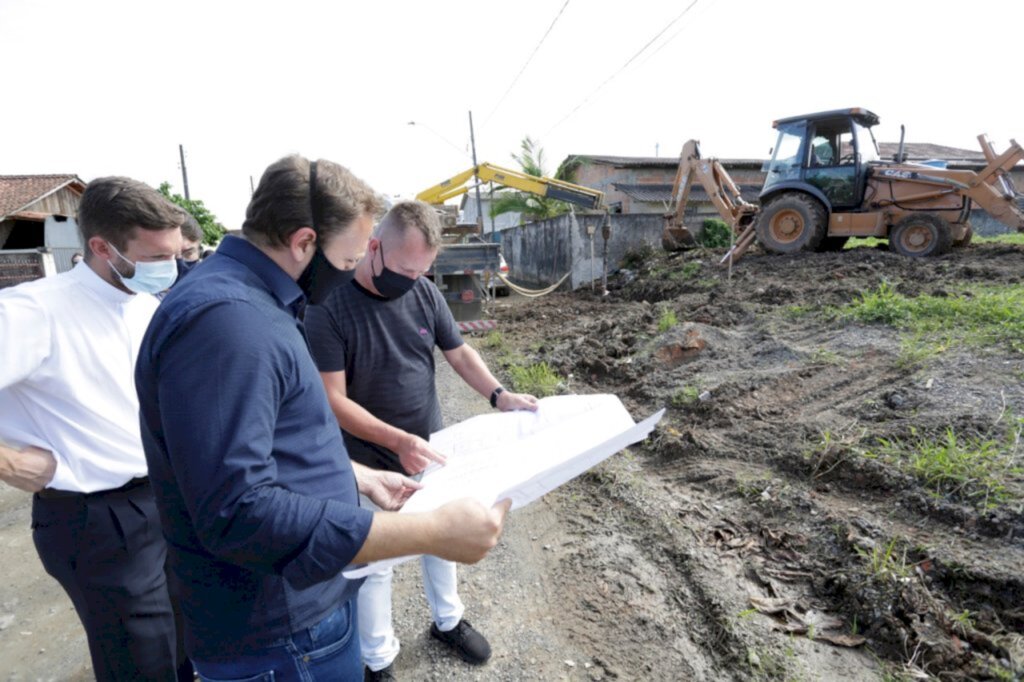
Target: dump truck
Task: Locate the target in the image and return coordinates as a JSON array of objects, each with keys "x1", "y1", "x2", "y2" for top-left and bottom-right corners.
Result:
[
  {"x1": 417, "y1": 163, "x2": 605, "y2": 327},
  {"x1": 662, "y1": 108, "x2": 1024, "y2": 262}
]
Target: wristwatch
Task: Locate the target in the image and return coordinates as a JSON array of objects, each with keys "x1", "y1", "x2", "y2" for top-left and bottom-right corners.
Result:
[{"x1": 489, "y1": 386, "x2": 505, "y2": 408}]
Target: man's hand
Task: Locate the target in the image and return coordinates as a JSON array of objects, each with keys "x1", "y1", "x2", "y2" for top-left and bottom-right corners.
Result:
[
  {"x1": 0, "y1": 445, "x2": 56, "y2": 493},
  {"x1": 395, "y1": 433, "x2": 448, "y2": 475},
  {"x1": 361, "y1": 469, "x2": 423, "y2": 512},
  {"x1": 428, "y1": 498, "x2": 511, "y2": 564},
  {"x1": 497, "y1": 390, "x2": 539, "y2": 412}
]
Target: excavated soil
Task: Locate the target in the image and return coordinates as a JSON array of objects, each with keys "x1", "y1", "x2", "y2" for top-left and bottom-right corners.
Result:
[{"x1": 468, "y1": 241, "x2": 1024, "y2": 681}]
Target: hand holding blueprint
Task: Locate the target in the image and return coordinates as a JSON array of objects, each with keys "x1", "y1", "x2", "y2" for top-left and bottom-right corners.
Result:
[{"x1": 344, "y1": 394, "x2": 664, "y2": 578}]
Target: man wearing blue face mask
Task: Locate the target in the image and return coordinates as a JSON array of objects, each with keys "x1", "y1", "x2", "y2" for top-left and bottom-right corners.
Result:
[
  {"x1": 0, "y1": 176, "x2": 190, "y2": 680},
  {"x1": 306, "y1": 200, "x2": 538, "y2": 680}
]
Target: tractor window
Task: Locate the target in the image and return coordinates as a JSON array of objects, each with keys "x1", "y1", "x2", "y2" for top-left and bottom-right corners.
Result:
[
  {"x1": 763, "y1": 122, "x2": 804, "y2": 189},
  {"x1": 806, "y1": 118, "x2": 858, "y2": 208},
  {"x1": 811, "y1": 137, "x2": 834, "y2": 167},
  {"x1": 853, "y1": 121, "x2": 880, "y2": 162}
]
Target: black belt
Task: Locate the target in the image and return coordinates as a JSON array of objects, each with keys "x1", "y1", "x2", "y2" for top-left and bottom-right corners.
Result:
[{"x1": 36, "y1": 476, "x2": 150, "y2": 501}]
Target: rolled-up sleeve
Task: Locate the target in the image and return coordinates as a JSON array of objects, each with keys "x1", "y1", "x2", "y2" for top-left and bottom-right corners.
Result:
[{"x1": 147, "y1": 300, "x2": 371, "y2": 586}]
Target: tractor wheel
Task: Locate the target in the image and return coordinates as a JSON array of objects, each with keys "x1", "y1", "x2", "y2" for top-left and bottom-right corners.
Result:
[
  {"x1": 754, "y1": 193, "x2": 827, "y2": 254},
  {"x1": 889, "y1": 213, "x2": 952, "y2": 258},
  {"x1": 819, "y1": 236, "x2": 849, "y2": 252},
  {"x1": 952, "y1": 224, "x2": 973, "y2": 248}
]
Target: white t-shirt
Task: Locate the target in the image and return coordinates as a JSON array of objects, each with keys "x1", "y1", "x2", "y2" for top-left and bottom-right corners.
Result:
[{"x1": 0, "y1": 262, "x2": 159, "y2": 493}]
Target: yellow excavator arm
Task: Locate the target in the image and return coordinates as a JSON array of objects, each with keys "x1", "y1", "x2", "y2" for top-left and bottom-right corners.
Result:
[{"x1": 416, "y1": 162, "x2": 604, "y2": 210}]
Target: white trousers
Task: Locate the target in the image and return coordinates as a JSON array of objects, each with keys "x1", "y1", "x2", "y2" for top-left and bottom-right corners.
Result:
[{"x1": 357, "y1": 494, "x2": 464, "y2": 671}]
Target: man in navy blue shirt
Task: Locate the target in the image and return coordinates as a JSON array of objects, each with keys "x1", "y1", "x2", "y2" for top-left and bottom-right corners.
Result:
[{"x1": 136, "y1": 156, "x2": 511, "y2": 681}]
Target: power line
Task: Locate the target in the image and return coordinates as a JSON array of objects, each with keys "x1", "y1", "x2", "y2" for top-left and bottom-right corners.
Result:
[
  {"x1": 544, "y1": 0, "x2": 699, "y2": 137},
  {"x1": 481, "y1": 0, "x2": 571, "y2": 130},
  {"x1": 637, "y1": 0, "x2": 719, "y2": 69}
]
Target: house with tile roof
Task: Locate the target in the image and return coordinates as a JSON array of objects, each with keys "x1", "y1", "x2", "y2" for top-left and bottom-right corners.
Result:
[{"x1": 0, "y1": 175, "x2": 87, "y2": 286}]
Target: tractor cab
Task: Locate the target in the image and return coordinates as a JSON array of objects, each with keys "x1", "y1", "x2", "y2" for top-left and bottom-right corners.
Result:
[{"x1": 761, "y1": 108, "x2": 881, "y2": 211}]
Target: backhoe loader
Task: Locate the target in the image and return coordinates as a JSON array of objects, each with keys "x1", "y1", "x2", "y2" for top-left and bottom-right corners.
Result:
[{"x1": 662, "y1": 108, "x2": 1024, "y2": 263}]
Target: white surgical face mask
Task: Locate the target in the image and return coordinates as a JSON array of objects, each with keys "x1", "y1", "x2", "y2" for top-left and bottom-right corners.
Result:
[{"x1": 108, "y1": 243, "x2": 178, "y2": 294}]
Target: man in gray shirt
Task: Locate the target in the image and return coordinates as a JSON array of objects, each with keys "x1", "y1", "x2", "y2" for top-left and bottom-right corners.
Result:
[{"x1": 306, "y1": 200, "x2": 537, "y2": 680}]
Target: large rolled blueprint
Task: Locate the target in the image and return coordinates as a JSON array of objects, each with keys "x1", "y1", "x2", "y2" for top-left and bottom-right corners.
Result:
[{"x1": 344, "y1": 394, "x2": 664, "y2": 578}]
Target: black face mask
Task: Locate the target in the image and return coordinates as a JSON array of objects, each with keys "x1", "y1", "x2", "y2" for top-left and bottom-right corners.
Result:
[
  {"x1": 175, "y1": 257, "x2": 197, "y2": 282},
  {"x1": 371, "y1": 242, "x2": 417, "y2": 299},
  {"x1": 298, "y1": 247, "x2": 355, "y2": 305}
]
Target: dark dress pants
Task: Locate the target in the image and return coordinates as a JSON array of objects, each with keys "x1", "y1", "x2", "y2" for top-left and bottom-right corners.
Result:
[{"x1": 31, "y1": 479, "x2": 189, "y2": 681}]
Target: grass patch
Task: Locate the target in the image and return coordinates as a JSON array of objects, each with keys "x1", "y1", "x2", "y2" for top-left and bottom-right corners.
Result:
[
  {"x1": 809, "y1": 347, "x2": 845, "y2": 366},
  {"x1": 507, "y1": 361, "x2": 562, "y2": 397},
  {"x1": 657, "y1": 308, "x2": 679, "y2": 332},
  {"x1": 841, "y1": 281, "x2": 1024, "y2": 355},
  {"x1": 861, "y1": 425, "x2": 1023, "y2": 508},
  {"x1": 976, "y1": 232, "x2": 1024, "y2": 246},
  {"x1": 670, "y1": 261, "x2": 702, "y2": 280},
  {"x1": 857, "y1": 537, "x2": 912, "y2": 581},
  {"x1": 481, "y1": 330, "x2": 505, "y2": 350},
  {"x1": 844, "y1": 236, "x2": 887, "y2": 250},
  {"x1": 671, "y1": 384, "x2": 701, "y2": 407}
]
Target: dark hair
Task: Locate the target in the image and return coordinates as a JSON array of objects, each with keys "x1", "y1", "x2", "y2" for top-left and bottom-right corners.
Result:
[
  {"x1": 78, "y1": 177, "x2": 186, "y2": 250},
  {"x1": 242, "y1": 155, "x2": 381, "y2": 248},
  {"x1": 180, "y1": 212, "x2": 203, "y2": 243}
]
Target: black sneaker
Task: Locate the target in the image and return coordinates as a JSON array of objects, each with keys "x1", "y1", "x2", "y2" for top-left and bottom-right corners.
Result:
[
  {"x1": 430, "y1": 619, "x2": 491, "y2": 665},
  {"x1": 364, "y1": 664, "x2": 395, "y2": 681}
]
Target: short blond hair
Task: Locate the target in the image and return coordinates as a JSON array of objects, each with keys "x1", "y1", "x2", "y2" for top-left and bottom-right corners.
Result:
[{"x1": 377, "y1": 200, "x2": 442, "y2": 248}]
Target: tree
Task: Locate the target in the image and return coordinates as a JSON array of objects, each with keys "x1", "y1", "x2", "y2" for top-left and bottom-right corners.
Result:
[
  {"x1": 158, "y1": 182, "x2": 226, "y2": 245},
  {"x1": 490, "y1": 136, "x2": 583, "y2": 223}
]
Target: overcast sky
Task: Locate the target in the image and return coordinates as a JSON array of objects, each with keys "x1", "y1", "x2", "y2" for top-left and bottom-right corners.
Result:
[{"x1": 1, "y1": 0, "x2": 1020, "y2": 229}]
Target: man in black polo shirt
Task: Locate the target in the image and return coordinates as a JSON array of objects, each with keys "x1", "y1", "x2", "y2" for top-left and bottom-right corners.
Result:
[
  {"x1": 306, "y1": 200, "x2": 537, "y2": 680},
  {"x1": 137, "y1": 157, "x2": 511, "y2": 681}
]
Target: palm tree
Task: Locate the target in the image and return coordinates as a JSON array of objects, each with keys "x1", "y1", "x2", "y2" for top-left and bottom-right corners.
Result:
[{"x1": 490, "y1": 136, "x2": 582, "y2": 223}]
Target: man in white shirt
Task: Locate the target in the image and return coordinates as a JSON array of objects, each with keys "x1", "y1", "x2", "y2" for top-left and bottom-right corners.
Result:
[{"x1": 0, "y1": 176, "x2": 189, "y2": 680}]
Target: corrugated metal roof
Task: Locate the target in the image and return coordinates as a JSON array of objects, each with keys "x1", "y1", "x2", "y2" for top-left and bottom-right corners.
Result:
[
  {"x1": 0, "y1": 175, "x2": 85, "y2": 221},
  {"x1": 575, "y1": 154, "x2": 764, "y2": 168},
  {"x1": 876, "y1": 142, "x2": 986, "y2": 162}
]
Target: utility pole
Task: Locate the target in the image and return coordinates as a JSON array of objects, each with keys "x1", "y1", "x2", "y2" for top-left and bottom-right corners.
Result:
[
  {"x1": 249, "y1": 175, "x2": 255, "y2": 196},
  {"x1": 468, "y1": 110, "x2": 484, "y2": 236},
  {"x1": 178, "y1": 144, "x2": 191, "y2": 201}
]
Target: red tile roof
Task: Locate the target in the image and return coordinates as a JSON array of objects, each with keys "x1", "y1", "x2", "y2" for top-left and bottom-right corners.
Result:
[{"x1": 0, "y1": 175, "x2": 85, "y2": 220}]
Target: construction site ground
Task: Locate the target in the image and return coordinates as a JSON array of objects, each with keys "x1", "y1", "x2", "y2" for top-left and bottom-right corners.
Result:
[{"x1": 2, "y1": 239, "x2": 1023, "y2": 681}]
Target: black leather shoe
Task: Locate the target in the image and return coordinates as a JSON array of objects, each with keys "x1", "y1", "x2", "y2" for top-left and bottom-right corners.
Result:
[
  {"x1": 430, "y1": 619, "x2": 491, "y2": 665},
  {"x1": 364, "y1": 664, "x2": 395, "y2": 681}
]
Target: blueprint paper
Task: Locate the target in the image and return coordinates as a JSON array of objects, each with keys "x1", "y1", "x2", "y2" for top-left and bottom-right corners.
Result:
[{"x1": 344, "y1": 395, "x2": 664, "y2": 579}]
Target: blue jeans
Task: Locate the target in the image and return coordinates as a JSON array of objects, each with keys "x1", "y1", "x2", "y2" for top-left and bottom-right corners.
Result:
[{"x1": 192, "y1": 600, "x2": 361, "y2": 681}]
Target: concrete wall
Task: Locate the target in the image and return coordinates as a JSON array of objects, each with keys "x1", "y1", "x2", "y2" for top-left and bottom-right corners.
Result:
[{"x1": 500, "y1": 213, "x2": 664, "y2": 290}]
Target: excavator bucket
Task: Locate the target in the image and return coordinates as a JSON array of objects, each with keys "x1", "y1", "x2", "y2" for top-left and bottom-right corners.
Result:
[{"x1": 661, "y1": 221, "x2": 697, "y2": 251}]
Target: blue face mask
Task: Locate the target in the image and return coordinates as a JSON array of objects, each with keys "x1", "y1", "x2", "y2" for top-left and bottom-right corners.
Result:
[{"x1": 108, "y1": 243, "x2": 178, "y2": 294}]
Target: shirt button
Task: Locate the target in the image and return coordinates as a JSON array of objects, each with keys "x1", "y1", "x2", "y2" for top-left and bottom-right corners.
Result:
[{"x1": 303, "y1": 655, "x2": 310, "y2": 663}]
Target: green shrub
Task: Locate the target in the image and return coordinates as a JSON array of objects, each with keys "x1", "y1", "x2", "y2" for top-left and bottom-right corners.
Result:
[{"x1": 699, "y1": 218, "x2": 733, "y2": 248}]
